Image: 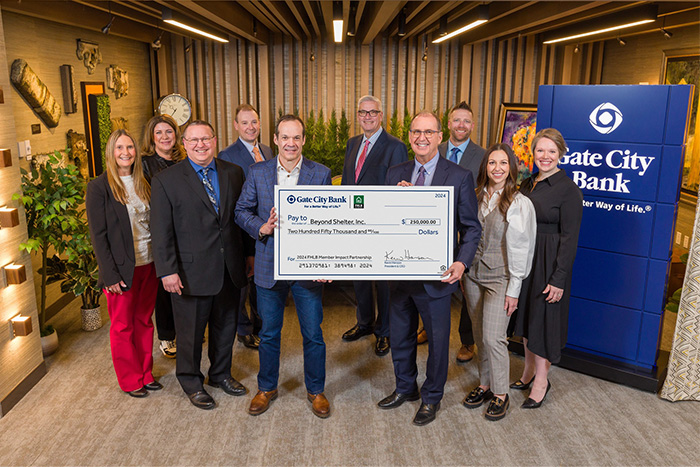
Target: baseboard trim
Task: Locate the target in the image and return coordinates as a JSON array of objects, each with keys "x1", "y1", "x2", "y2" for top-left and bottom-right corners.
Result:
[{"x1": 0, "y1": 361, "x2": 47, "y2": 417}]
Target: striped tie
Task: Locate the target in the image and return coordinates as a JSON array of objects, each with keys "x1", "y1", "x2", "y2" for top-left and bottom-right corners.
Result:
[
  {"x1": 355, "y1": 140, "x2": 370, "y2": 182},
  {"x1": 200, "y1": 167, "x2": 218, "y2": 213},
  {"x1": 449, "y1": 147, "x2": 460, "y2": 163},
  {"x1": 415, "y1": 166, "x2": 426, "y2": 186},
  {"x1": 252, "y1": 146, "x2": 263, "y2": 163}
]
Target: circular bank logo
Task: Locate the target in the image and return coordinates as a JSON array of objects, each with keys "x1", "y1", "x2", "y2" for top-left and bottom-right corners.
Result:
[
  {"x1": 589, "y1": 102, "x2": 623, "y2": 134},
  {"x1": 287, "y1": 195, "x2": 296, "y2": 204}
]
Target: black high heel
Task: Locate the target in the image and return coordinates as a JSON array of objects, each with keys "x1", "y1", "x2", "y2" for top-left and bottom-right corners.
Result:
[
  {"x1": 510, "y1": 374, "x2": 536, "y2": 390},
  {"x1": 521, "y1": 380, "x2": 551, "y2": 409}
]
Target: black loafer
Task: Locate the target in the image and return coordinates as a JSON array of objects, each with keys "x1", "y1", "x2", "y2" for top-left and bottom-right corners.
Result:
[
  {"x1": 238, "y1": 333, "x2": 260, "y2": 350},
  {"x1": 510, "y1": 375, "x2": 535, "y2": 390},
  {"x1": 462, "y1": 386, "x2": 494, "y2": 408},
  {"x1": 144, "y1": 381, "x2": 163, "y2": 391},
  {"x1": 342, "y1": 324, "x2": 373, "y2": 341},
  {"x1": 413, "y1": 402, "x2": 440, "y2": 426},
  {"x1": 378, "y1": 390, "x2": 420, "y2": 409},
  {"x1": 485, "y1": 394, "x2": 509, "y2": 421},
  {"x1": 208, "y1": 376, "x2": 248, "y2": 396},
  {"x1": 188, "y1": 390, "x2": 216, "y2": 410},
  {"x1": 125, "y1": 387, "x2": 148, "y2": 398},
  {"x1": 375, "y1": 336, "x2": 390, "y2": 356},
  {"x1": 522, "y1": 381, "x2": 551, "y2": 409}
]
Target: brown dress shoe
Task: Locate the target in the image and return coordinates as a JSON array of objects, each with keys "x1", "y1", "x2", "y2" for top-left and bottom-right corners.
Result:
[
  {"x1": 456, "y1": 344, "x2": 475, "y2": 363},
  {"x1": 248, "y1": 389, "x2": 278, "y2": 415},
  {"x1": 307, "y1": 392, "x2": 330, "y2": 418},
  {"x1": 417, "y1": 329, "x2": 428, "y2": 345}
]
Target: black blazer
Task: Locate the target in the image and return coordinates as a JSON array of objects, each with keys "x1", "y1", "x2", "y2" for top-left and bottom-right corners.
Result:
[
  {"x1": 86, "y1": 173, "x2": 138, "y2": 290},
  {"x1": 341, "y1": 129, "x2": 408, "y2": 186},
  {"x1": 150, "y1": 158, "x2": 253, "y2": 296}
]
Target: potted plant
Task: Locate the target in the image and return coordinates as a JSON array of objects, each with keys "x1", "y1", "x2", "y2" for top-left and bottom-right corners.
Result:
[{"x1": 12, "y1": 150, "x2": 85, "y2": 354}]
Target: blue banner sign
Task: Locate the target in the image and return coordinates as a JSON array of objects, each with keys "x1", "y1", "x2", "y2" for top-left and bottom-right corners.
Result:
[{"x1": 537, "y1": 85, "x2": 692, "y2": 371}]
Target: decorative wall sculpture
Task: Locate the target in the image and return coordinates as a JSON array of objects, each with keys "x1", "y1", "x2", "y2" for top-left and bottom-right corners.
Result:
[
  {"x1": 106, "y1": 65, "x2": 128, "y2": 99},
  {"x1": 76, "y1": 39, "x2": 102, "y2": 75},
  {"x1": 111, "y1": 117, "x2": 128, "y2": 131},
  {"x1": 10, "y1": 58, "x2": 62, "y2": 128},
  {"x1": 66, "y1": 130, "x2": 88, "y2": 179}
]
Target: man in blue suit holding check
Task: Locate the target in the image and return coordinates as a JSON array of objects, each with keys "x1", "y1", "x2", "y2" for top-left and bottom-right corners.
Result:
[
  {"x1": 379, "y1": 111, "x2": 481, "y2": 426},
  {"x1": 235, "y1": 114, "x2": 333, "y2": 419},
  {"x1": 218, "y1": 104, "x2": 274, "y2": 350}
]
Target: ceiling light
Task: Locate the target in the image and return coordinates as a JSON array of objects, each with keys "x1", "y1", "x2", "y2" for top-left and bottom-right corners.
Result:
[
  {"x1": 574, "y1": 44, "x2": 580, "y2": 53},
  {"x1": 152, "y1": 30, "x2": 163, "y2": 50},
  {"x1": 543, "y1": 5, "x2": 657, "y2": 45},
  {"x1": 617, "y1": 37, "x2": 626, "y2": 46},
  {"x1": 101, "y1": 15, "x2": 114, "y2": 35},
  {"x1": 661, "y1": 28, "x2": 673, "y2": 39},
  {"x1": 397, "y1": 8, "x2": 406, "y2": 37},
  {"x1": 162, "y1": 7, "x2": 229, "y2": 43},
  {"x1": 333, "y1": 1, "x2": 343, "y2": 43},
  {"x1": 433, "y1": 5, "x2": 489, "y2": 44},
  {"x1": 347, "y1": 3, "x2": 357, "y2": 37}
]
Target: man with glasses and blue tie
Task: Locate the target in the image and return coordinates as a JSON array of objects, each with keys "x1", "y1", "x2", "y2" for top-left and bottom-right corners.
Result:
[
  {"x1": 379, "y1": 111, "x2": 481, "y2": 426},
  {"x1": 438, "y1": 101, "x2": 486, "y2": 365},
  {"x1": 340, "y1": 95, "x2": 408, "y2": 357},
  {"x1": 151, "y1": 120, "x2": 253, "y2": 410}
]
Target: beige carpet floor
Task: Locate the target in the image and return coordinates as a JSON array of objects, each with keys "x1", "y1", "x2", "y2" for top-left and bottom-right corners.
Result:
[{"x1": 0, "y1": 282, "x2": 698, "y2": 466}]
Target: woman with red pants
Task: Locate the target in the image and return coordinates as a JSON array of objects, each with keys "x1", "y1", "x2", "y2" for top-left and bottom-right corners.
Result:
[{"x1": 87, "y1": 129, "x2": 160, "y2": 397}]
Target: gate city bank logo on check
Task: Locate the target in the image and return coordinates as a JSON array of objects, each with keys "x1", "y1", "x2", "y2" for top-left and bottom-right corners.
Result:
[{"x1": 286, "y1": 194, "x2": 347, "y2": 207}]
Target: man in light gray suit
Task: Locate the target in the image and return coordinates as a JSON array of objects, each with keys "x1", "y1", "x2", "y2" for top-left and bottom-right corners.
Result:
[{"x1": 437, "y1": 101, "x2": 486, "y2": 364}]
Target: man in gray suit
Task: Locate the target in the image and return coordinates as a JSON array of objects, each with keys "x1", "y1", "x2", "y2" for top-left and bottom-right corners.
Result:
[
  {"x1": 438, "y1": 101, "x2": 486, "y2": 364},
  {"x1": 218, "y1": 104, "x2": 273, "y2": 350}
]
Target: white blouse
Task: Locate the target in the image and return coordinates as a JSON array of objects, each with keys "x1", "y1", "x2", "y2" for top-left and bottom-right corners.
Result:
[
  {"x1": 480, "y1": 188, "x2": 537, "y2": 298},
  {"x1": 120, "y1": 175, "x2": 152, "y2": 267}
]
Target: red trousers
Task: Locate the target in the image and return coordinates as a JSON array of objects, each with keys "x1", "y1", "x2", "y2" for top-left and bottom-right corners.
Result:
[{"x1": 106, "y1": 263, "x2": 158, "y2": 392}]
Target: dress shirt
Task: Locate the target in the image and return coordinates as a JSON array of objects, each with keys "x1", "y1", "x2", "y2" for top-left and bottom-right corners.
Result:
[
  {"x1": 355, "y1": 127, "x2": 384, "y2": 170},
  {"x1": 410, "y1": 153, "x2": 440, "y2": 187},
  {"x1": 120, "y1": 175, "x2": 152, "y2": 267},
  {"x1": 277, "y1": 155, "x2": 303, "y2": 186},
  {"x1": 188, "y1": 158, "x2": 220, "y2": 206},
  {"x1": 447, "y1": 139, "x2": 470, "y2": 165},
  {"x1": 238, "y1": 138, "x2": 260, "y2": 162},
  {"x1": 480, "y1": 188, "x2": 536, "y2": 297}
]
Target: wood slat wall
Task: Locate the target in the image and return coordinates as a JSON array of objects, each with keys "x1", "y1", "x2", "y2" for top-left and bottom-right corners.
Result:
[{"x1": 161, "y1": 30, "x2": 608, "y2": 151}]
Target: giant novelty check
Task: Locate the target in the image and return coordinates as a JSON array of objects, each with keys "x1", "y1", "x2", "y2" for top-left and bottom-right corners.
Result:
[{"x1": 274, "y1": 186, "x2": 454, "y2": 280}]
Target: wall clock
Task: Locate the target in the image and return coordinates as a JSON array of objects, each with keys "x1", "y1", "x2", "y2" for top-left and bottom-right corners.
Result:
[{"x1": 157, "y1": 93, "x2": 192, "y2": 126}]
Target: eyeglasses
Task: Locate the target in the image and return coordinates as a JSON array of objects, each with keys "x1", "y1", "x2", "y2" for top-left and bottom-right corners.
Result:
[
  {"x1": 183, "y1": 136, "x2": 215, "y2": 145},
  {"x1": 357, "y1": 110, "x2": 381, "y2": 117},
  {"x1": 410, "y1": 129, "x2": 440, "y2": 138}
]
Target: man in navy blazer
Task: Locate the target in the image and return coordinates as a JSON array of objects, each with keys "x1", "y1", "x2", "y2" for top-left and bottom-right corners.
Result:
[
  {"x1": 218, "y1": 104, "x2": 274, "y2": 350},
  {"x1": 235, "y1": 115, "x2": 333, "y2": 419},
  {"x1": 151, "y1": 120, "x2": 253, "y2": 410},
  {"x1": 378, "y1": 112, "x2": 481, "y2": 426},
  {"x1": 437, "y1": 101, "x2": 486, "y2": 364},
  {"x1": 340, "y1": 95, "x2": 408, "y2": 356}
]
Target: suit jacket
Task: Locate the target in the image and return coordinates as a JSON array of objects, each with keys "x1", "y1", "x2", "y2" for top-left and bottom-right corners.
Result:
[
  {"x1": 235, "y1": 157, "x2": 332, "y2": 289},
  {"x1": 438, "y1": 140, "x2": 486, "y2": 185},
  {"x1": 341, "y1": 129, "x2": 408, "y2": 185},
  {"x1": 86, "y1": 173, "x2": 139, "y2": 290},
  {"x1": 218, "y1": 139, "x2": 273, "y2": 177},
  {"x1": 150, "y1": 158, "x2": 253, "y2": 296},
  {"x1": 386, "y1": 156, "x2": 482, "y2": 298}
]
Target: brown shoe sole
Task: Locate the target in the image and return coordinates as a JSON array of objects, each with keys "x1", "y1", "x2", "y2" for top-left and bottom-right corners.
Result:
[{"x1": 248, "y1": 391, "x2": 278, "y2": 416}]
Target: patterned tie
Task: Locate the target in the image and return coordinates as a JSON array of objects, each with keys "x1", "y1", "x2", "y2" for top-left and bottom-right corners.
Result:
[
  {"x1": 355, "y1": 140, "x2": 371, "y2": 182},
  {"x1": 449, "y1": 147, "x2": 460, "y2": 163},
  {"x1": 415, "y1": 166, "x2": 426, "y2": 186},
  {"x1": 200, "y1": 167, "x2": 218, "y2": 213},
  {"x1": 252, "y1": 146, "x2": 263, "y2": 163}
]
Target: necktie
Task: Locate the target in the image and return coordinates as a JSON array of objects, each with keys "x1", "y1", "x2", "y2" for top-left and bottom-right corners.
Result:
[
  {"x1": 252, "y1": 146, "x2": 263, "y2": 163},
  {"x1": 200, "y1": 167, "x2": 218, "y2": 213},
  {"x1": 415, "y1": 166, "x2": 426, "y2": 186},
  {"x1": 355, "y1": 140, "x2": 370, "y2": 182},
  {"x1": 449, "y1": 147, "x2": 460, "y2": 163}
]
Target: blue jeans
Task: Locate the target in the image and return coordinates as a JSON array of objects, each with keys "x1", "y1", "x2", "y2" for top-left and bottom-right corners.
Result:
[{"x1": 256, "y1": 281, "x2": 326, "y2": 394}]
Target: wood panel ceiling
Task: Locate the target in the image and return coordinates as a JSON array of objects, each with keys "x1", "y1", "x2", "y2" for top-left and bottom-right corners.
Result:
[{"x1": 1, "y1": 1, "x2": 698, "y2": 46}]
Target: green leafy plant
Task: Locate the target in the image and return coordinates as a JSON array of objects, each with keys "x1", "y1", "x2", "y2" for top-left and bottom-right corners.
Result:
[
  {"x1": 665, "y1": 252, "x2": 689, "y2": 313},
  {"x1": 13, "y1": 150, "x2": 86, "y2": 334},
  {"x1": 96, "y1": 94, "x2": 112, "y2": 172}
]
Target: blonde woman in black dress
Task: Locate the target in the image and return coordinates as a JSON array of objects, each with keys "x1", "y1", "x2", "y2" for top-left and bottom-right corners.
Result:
[{"x1": 511, "y1": 128, "x2": 583, "y2": 408}]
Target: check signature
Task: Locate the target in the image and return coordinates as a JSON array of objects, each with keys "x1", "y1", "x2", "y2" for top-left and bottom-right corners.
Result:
[{"x1": 384, "y1": 250, "x2": 435, "y2": 261}]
